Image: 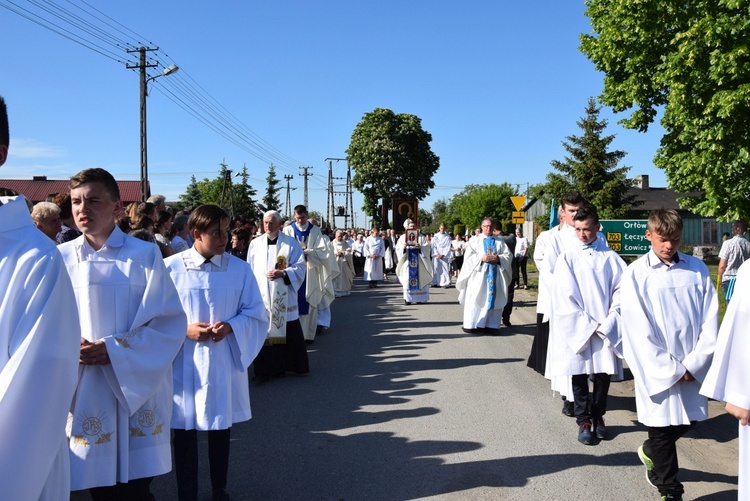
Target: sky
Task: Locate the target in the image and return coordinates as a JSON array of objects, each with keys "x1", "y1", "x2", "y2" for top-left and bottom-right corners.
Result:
[{"x1": 0, "y1": 1, "x2": 667, "y2": 226}]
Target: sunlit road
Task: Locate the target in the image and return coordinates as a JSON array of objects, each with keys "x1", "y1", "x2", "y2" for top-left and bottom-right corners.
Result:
[{"x1": 152, "y1": 277, "x2": 738, "y2": 500}]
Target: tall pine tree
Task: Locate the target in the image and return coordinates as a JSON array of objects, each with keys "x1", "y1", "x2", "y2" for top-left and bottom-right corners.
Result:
[
  {"x1": 544, "y1": 98, "x2": 637, "y2": 220},
  {"x1": 234, "y1": 164, "x2": 260, "y2": 221},
  {"x1": 179, "y1": 175, "x2": 202, "y2": 209},
  {"x1": 190, "y1": 161, "x2": 259, "y2": 219},
  {"x1": 263, "y1": 164, "x2": 282, "y2": 212}
]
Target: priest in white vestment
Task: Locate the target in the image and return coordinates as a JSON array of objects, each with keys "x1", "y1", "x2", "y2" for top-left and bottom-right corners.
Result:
[
  {"x1": 165, "y1": 204, "x2": 268, "y2": 500},
  {"x1": 283, "y1": 205, "x2": 335, "y2": 342},
  {"x1": 396, "y1": 219, "x2": 433, "y2": 304},
  {"x1": 702, "y1": 260, "x2": 750, "y2": 500},
  {"x1": 431, "y1": 223, "x2": 452, "y2": 287},
  {"x1": 249, "y1": 210, "x2": 309, "y2": 378},
  {"x1": 363, "y1": 227, "x2": 385, "y2": 287},
  {"x1": 332, "y1": 229, "x2": 355, "y2": 297},
  {"x1": 59, "y1": 168, "x2": 187, "y2": 497},
  {"x1": 0, "y1": 101, "x2": 81, "y2": 500},
  {"x1": 456, "y1": 217, "x2": 512, "y2": 332},
  {"x1": 312, "y1": 225, "x2": 339, "y2": 333},
  {"x1": 621, "y1": 209, "x2": 718, "y2": 500},
  {"x1": 549, "y1": 207, "x2": 625, "y2": 444}
]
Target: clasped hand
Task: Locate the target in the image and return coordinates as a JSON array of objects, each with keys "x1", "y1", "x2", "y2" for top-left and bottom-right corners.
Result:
[
  {"x1": 187, "y1": 321, "x2": 232, "y2": 342},
  {"x1": 80, "y1": 338, "x2": 110, "y2": 365},
  {"x1": 482, "y1": 253, "x2": 498, "y2": 263}
]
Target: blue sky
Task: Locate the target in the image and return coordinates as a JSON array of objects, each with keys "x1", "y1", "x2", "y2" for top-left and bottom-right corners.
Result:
[{"x1": 0, "y1": 1, "x2": 666, "y2": 225}]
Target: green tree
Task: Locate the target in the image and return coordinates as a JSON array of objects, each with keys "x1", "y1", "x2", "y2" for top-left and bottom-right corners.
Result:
[
  {"x1": 263, "y1": 164, "x2": 282, "y2": 212},
  {"x1": 427, "y1": 198, "x2": 460, "y2": 234},
  {"x1": 543, "y1": 98, "x2": 637, "y2": 219},
  {"x1": 234, "y1": 164, "x2": 260, "y2": 221},
  {"x1": 418, "y1": 208, "x2": 433, "y2": 229},
  {"x1": 193, "y1": 162, "x2": 259, "y2": 219},
  {"x1": 580, "y1": 1, "x2": 750, "y2": 220},
  {"x1": 347, "y1": 108, "x2": 440, "y2": 227},
  {"x1": 309, "y1": 210, "x2": 324, "y2": 227},
  {"x1": 179, "y1": 175, "x2": 202, "y2": 209},
  {"x1": 449, "y1": 183, "x2": 517, "y2": 231}
]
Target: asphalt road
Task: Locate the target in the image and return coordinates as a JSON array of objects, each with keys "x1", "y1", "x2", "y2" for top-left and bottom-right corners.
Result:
[{"x1": 151, "y1": 276, "x2": 739, "y2": 501}]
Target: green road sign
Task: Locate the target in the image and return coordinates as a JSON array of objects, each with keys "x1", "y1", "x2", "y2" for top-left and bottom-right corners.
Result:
[{"x1": 599, "y1": 220, "x2": 650, "y2": 256}]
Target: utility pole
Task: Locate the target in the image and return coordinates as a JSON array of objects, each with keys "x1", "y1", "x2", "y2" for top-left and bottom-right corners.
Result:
[
  {"x1": 326, "y1": 160, "x2": 334, "y2": 228},
  {"x1": 218, "y1": 159, "x2": 235, "y2": 218},
  {"x1": 126, "y1": 46, "x2": 158, "y2": 202},
  {"x1": 283, "y1": 174, "x2": 296, "y2": 220},
  {"x1": 346, "y1": 163, "x2": 354, "y2": 229},
  {"x1": 325, "y1": 157, "x2": 350, "y2": 229},
  {"x1": 298, "y1": 166, "x2": 313, "y2": 208}
]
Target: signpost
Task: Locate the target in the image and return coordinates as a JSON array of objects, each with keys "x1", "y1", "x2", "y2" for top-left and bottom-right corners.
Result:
[
  {"x1": 599, "y1": 219, "x2": 649, "y2": 256},
  {"x1": 510, "y1": 196, "x2": 526, "y2": 224}
]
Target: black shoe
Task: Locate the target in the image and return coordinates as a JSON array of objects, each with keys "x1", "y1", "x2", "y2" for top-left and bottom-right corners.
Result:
[
  {"x1": 594, "y1": 417, "x2": 607, "y2": 440},
  {"x1": 462, "y1": 327, "x2": 479, "y2": 334},
  {"x1": 213, "y1": 488, "x2": 231, "y2": 501},
  {"x1": 578, "y1": 421, "x2": 593, "y2": 445},
  {"x1": 404, "y1": 301, "x2": 412, "y2": 305},
  {"x1": 502, "y1": 318, "x2": 511, "y2": 327},
  {"x1": 661, "y1": 493, "x2": 683, "y2": 501},
  {"x1": 562, "y1": 400, "x2": 575, "y2": 417}
]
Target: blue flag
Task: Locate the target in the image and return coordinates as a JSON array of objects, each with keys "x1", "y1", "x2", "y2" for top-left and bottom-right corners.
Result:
[{"x1": 549, "y1": 199, "x2": 558, "y2": 229}]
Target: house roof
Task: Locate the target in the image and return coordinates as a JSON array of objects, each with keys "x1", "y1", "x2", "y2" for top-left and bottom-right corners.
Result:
[
  {"x1": 627, "y1": 186, "x2": 702, "y2": 212},
  {"x1": 0, "y1": 177, "x2": 145, "y2": 204}
]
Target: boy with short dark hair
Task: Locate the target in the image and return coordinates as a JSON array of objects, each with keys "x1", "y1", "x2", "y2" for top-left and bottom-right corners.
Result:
[
  {"x1": 59, "y1": 167, "x2": 187, "y2": 499},
  {"x1": 549, "y1": 206, "x2": 625, "y2": 445},
  {"x1": 165, "y1": 204, "x2": 268, "y2": 500},
  {"x1": 621, "y1": 209, "x2": 718, "y2": 501}
]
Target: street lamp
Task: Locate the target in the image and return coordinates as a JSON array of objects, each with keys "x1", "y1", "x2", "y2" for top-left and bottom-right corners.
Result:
[
  {"x1": 140, "y1": 63, "x2": 179, "y2": 201},
  {"x1": 128, "y1": 46, "x2": 179, "y2": 201}
]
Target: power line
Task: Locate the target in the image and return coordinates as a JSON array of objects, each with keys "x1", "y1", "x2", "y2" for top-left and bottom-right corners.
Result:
[{"x1": 3, "y1": 0, "x2": 312, "y2": 182}]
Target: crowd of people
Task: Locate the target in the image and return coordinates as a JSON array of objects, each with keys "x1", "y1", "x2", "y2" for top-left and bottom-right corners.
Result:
[{"x1": 2, "y1": 91, "x2": 750, "y2": 501}]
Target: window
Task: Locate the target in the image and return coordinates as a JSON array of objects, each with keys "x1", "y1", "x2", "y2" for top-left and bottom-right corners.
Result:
[{"x1": 702, "y1": 220, "x2": 719, "y2": 245}]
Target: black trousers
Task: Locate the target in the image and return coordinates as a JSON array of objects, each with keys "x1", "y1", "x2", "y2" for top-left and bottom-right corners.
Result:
[
  {"x1": 571, "y1": 373, "x2": 611, "y2": 425},
  {"x1": 517, "y1": 256, "x2": 528, "y2": 286},
  {"x1": 87, "y1": 477, "x2": 154, "y2": 501},
  {"x1": 502, "y1": 276, "x2": 516, "y2": 321},
  {"x1": 173, "y1": 428, "x2": 231, "y2": 501},
  {"x1": 526, "y1": 315, "x2": 549, "y2": 375},
  {"x1": 643, "y1": 423, "x2": 694, "y2": 496}
]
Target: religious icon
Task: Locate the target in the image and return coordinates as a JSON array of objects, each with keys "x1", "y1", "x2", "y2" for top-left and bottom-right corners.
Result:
[
  {"x1": 275, "y1": 254, "x2": 287, "y2": 270},
  {"x1": 406, "y1": 229, "x2": 418, "y2": 247}
]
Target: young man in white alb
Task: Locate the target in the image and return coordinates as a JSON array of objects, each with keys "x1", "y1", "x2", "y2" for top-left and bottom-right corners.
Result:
[
  {"x1": 549, "y1": 206, "x2": 625, "y2": 445},
  {"x1": 621, "y1": 209, "x2": 718, "y2": 501},
  {"x1": 59, "y1": 168, "x2": 187, "y2": 499}
]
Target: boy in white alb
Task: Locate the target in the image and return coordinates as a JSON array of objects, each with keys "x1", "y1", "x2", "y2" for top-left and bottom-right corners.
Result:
[
  {"x1": 621, "y1": 209, "x2": 718, "y2": 501},
  {"x1": 166, "y1": 204, "x2": 268, "y2": 500},
  {"x1": 549, "y1": 207, "x2": 625, "y2": 445},
  {"x1": 701, "y1": 259, "x2": 750, "y2": 499},
  {"x1": 0, "y1": 96, "x2": 81, "y2": 500},
  {"x1": 59, "y1": 168, "x2": 187, "y2": 499}
]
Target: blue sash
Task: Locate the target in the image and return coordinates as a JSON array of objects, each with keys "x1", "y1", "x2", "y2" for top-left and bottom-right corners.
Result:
[
  {"x1": 484, "y1": 237, "x2": 497, "y2": 309},
  {"x1": 292, "y1": 223, "x2": 313, "y2": 315},
  {"x1": 407, "y1": 247, "x2": 420, "y2": 291}
]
